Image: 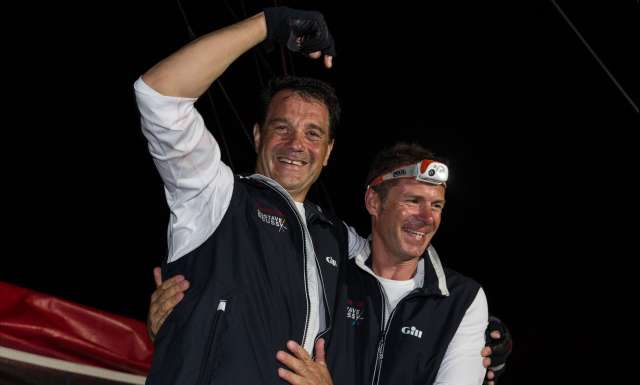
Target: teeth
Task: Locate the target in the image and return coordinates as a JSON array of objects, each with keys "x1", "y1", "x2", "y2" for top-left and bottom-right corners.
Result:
[
  {"x1": 405, "y1": 229, "x2": 425, "y2": 240},
  {"x1": 279, "y1": 158, "x2": 306, "y2": 166}
]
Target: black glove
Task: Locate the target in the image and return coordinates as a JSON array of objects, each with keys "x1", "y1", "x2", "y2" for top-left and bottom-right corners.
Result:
[
  {"x1": 484, "y1": 316, "x2": 513, "y2": 384},
  {"x1": 263, "y1": 7, "x2": 336, "y2": 56}
]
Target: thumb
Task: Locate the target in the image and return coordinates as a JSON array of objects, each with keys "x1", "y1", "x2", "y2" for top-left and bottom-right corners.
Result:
[
  {"x1": 314, "y1": 338, "x2": 327, "y2": 365},
  {"x1": 153, "y1": 267, "x2": 163, "y2": 288}
]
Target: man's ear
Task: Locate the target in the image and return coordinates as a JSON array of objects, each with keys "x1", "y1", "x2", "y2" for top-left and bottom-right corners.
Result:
[
  {"x1": 253, "y1": 124, "x2": 261, "y2": 153},
  {"x1": 365, "y1": 187, "x2": 381, "y2": 217},
  {"x1": 323, "y1": 139, "x2": 335, "y2": 166}
]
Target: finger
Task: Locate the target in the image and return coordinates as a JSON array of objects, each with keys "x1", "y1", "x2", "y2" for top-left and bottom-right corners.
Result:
[
  {"x1": 157, "y1": 311, "x2": 170, "y2": 327},
  {"x1": 150, "y1": 290, "x2": 184, "y2": 330},
  {"x1": 278, "y1": 367, "x2": 302, "y2": 385},
  {"x1": 276, "y1": 350, "x2": 306, "y2": 375},
  {"x1": 308, "y1": 51, "x2": 322, "y2": 59},
  {"x1": 287, "y1": 340, "x2": 312, "y2": 361},
  {"x1": 151, "y1": 312, "x2": 170, "y2": 336},
  {"x1": 487, "y1": 370, "x2": 495, "y2": 380},
  {"x1": 324, "y1": 55, "x2": 333, "y2": 69},
  {"x1": 481, "y1": 346, "x2": 492, "y2": 357},
  {"x1": 160, "y1": 274, "x2": 186, "y2": 290},
  {"x1": 314, "y1": 338, "x2": 327, "y2": 365},
  {"x1": 156, "y1": 279, "x2": 189, "y2": 306},
  {"x1": 151, "y1": 275, "x2": 187, "y2": 303},
  {"x1": 483, "y1": 357, "x2": 492, "y2": 369},
  {"x1": 153, "y1": 267, "x2": 163, "y2": 287},
  {"x1": 150, "y1": 296, "x2": 175, "y2": 331},
  {"x1": 490, "y1": 330, "x2": 501, "y2": 339},
  {"x1": 150, "y1": 283, "x2": 186, "y2": 327},
  {"x1": 160, "y1": 291, "x2": 185, "y2": 313}
]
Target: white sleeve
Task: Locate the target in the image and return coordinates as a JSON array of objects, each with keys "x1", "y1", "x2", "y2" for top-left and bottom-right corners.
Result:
[
  {"x1": 433, "y1": 288, "x2": 488, "y2": 385},
  {"x1": 343, "y1": 222, "x2": 369, "y2": 259},
  {"x1": 134, "y1": 77, "x2": 234, "y2": 263}
]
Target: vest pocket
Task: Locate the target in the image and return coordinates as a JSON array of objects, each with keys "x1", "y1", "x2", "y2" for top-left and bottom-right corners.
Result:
[{"x1": 196, "y1": 298, "x2": 230, "y2": 385}]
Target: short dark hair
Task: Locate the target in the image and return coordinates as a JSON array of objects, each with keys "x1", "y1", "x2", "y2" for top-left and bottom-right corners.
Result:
[
  {"x1": 366, "y1": 142, "x2": 447, "y2": 202},
  {"x1": 257, "y1": 76, "x2": 340, "y2": 139}
]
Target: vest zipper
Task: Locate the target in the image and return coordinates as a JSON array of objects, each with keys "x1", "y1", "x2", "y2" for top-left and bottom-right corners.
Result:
[
  {"x1": 260, "y1": 180, "x2": 312, "y2": 351},
  {"x1": 370, "y1": 288, "x2": 422, "y2": 385}
]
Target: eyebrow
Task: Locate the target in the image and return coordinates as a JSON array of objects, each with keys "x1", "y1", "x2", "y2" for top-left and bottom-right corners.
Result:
[
  {"x1": 406, "y1": 194, "x2": 446, "y2": 204},
  {"x1": 266, "y1": 118, "x2": 327, "y2": 133},
  {"x1": 266, "y1": 117, "x2": 290, "y2": 126}
]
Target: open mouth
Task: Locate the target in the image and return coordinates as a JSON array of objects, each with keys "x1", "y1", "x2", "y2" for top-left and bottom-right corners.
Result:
[
  {"x1": 278, "y1": 157, "x2": 308, "y2": 167},
  {"x1": 403, "y1": 228, "x2": 426, "y2": 240}
]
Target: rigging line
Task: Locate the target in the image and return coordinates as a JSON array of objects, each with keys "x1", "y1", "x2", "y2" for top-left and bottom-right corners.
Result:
[
  {"x1": 224, "y1": 0, "x2": 273, "y2": 86},
  {"x1": 240, "y1": 0, "x2": 247, "y2": 17},
  {"x1": 279, "y1": 46, "x2": 290, "y2": 76},
  {"x1": 237, "y1": 0, "x2": 268, "y2": 87},
  {"x1": 216, "y1": 80, "x2": 255, "y2": 146},
  {"x1": 222, "y1": 0, "x2": 239, "y2": 20},
  {"x1": 286, "y1": 49, "x2": 297, "y2": 76},
  {"x1": 253, "y1": 47, "x2": 268, "y2": 89},
  {"x1": 176, "y1": 0, "x2": 236, "y2": 170},
  {"x1": 176, "y1": 0, "x2": 196, "y2": 39},
  {"x1": 549, "y1": 0, "x2": 638, "y2": 113},
  {"x1": 223, "y1": 0, "x2": 269, "y2": 94},
  {"x1": 275, "y1": 0, "x2": 288, "y2": 75}
]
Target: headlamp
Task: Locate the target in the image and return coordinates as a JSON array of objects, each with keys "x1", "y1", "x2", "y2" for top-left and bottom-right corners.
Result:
[{"x1": 368, "y1": 159, "x2": 448, "y2": 189}]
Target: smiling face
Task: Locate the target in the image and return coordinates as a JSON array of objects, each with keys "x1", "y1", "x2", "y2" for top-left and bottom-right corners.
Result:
[
  {"x1": 366, "y1": 178, "x2": 446, "y2": 263},
  {"x1": 254, "y1": 90, "x2": 334, "y2": 202}
]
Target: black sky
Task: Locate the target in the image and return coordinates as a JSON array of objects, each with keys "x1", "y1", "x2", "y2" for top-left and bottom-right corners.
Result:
[{"x1": 4, "y1": 1, "x2": 639, "y2": 384}]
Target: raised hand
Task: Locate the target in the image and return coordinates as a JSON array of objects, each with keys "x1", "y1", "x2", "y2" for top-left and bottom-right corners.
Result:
[{"x1": 264, "y1": 7, "x2": 336, "y2": 68}]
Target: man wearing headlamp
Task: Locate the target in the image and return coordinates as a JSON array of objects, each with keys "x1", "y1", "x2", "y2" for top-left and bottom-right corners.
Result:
[{"x1": 275, "y1": 143, "x2": 490, "y2": 385}]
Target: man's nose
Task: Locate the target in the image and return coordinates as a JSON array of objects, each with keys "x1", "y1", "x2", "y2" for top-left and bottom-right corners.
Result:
[
  {"x1": 286, "y1": 129, "x2": 305, "y2": 150},
  {"x1": 418, "y1": 204, "x2": 435, "y2": 225}
]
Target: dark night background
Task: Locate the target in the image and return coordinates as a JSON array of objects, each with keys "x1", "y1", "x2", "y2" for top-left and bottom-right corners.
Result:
[{"x1": 4, "y1": 1, "x2": 639, "y2": 384}]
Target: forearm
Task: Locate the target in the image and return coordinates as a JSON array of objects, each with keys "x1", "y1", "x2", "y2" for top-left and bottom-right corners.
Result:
[{"x1": 143, "y1": 12, "x2": 267, "y2": 98}]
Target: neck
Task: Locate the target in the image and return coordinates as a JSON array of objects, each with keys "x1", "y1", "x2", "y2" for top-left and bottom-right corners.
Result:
[
  {"x1": 253, "y1": 166, "x2": 307, "y2": 203},
  {"x1": 370, "y1": 239, "x2": 420, "y2": 281},
  {"x1": 371, "y1": 257, "x2": 419, "y2": 280}
]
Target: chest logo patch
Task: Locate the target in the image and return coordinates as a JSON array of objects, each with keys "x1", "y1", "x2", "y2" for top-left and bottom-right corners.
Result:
[
  {"x1": 346, "y1": 299, "x2": 365, "y2": 326},
  {"x1": 257, "y1": 205, "x2": 288, "y2": 232}
]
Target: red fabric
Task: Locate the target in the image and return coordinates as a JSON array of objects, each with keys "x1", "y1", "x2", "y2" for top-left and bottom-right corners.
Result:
[{"x1": 0, "y1": 282, "x2": 153, "y2": 375}]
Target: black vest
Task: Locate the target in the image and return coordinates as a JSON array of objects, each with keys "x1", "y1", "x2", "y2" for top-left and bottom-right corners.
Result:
[
  {"x1": 146, "y1": 175, "x2": 348, "y2": 385},
  {"x1": 328, "y1": 256, "x2": 481, "y2": 385}
]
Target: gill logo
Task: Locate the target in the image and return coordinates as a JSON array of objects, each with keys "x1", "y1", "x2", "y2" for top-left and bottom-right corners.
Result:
[
  {"x1": 401, "y1": 326, "x2": 423, "y2": 338},
  {"x1": 325, "y1": 256, "x2": 337, "y2": 267}
]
